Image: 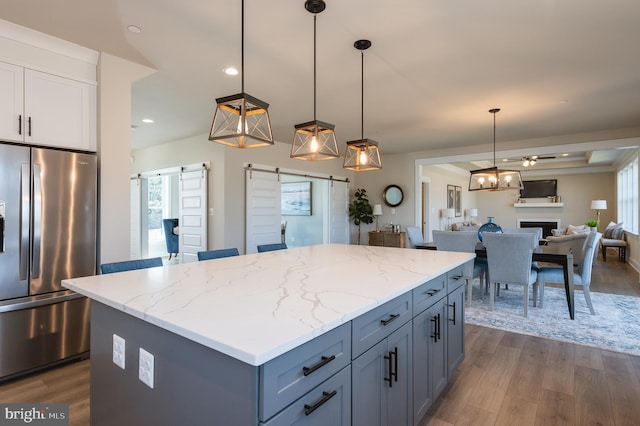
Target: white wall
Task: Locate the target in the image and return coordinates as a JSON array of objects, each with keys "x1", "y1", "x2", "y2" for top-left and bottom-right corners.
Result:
[
  {"x1": 97, "y1": 53, "x2": 155, "y2": 264},
  {"x1": 133, "y1": 135, "x2": 354, "y2": 253}
]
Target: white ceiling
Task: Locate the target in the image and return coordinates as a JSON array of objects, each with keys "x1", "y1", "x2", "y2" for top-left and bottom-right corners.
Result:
[{"x1": 2, "y1": 0, "x2": 640, "y2": 170}]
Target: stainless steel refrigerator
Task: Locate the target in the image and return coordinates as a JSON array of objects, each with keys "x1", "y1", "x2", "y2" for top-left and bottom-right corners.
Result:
[{"x1": 0, "y1": 142, "x2": 96, "y2": 381}]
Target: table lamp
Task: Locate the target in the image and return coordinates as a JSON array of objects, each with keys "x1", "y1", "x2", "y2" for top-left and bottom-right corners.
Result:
[
  {"x1": 444, "y1": 208, "x2": 455, "y2": 230},
  {"x1": 466, "y1": 208, "x2": 478, "y2": 222},
  {"x1": 590, "y1": 199, "x2": 607, "y2": 226},
  {"x1": 373, "y1": 204, "x2": 383, "y2": 232}
]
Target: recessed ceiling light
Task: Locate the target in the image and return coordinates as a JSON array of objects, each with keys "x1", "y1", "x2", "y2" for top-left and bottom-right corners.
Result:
[
  {"x1": 562, "y1": 153, "x2": 569, "y2": 157},
  {"x1": 223, "y1": 67, "x2": 239, "y2": 76},
  {"x1": 559, "y1": 99, "x2": 569, "y2": 104},
  {"x1": 127, "y1": 25, "x2": 142, "y2": 33},
  {"x1": 142, "y1": 118, "x2": 154, "y2": 123}
]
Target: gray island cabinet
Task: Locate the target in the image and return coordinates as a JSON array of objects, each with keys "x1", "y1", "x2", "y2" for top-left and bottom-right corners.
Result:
[{"x1": 63, "y1": 244, "x2": 472, "y2": 426}]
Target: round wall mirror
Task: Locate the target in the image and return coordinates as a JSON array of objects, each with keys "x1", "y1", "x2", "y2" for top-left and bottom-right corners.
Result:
[{"x1": 383, "y1": 185, "x2": 404, "y2": 207}]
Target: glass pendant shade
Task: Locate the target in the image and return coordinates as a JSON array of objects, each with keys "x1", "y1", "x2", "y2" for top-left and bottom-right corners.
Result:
[
  {"x1": 468, "y1": 166, "x2": 523, "y2": 191},
  {"x1": 210, "y1": 93, "x2": 273, "y2": 148},
  {"x1": 343, "y1": 139, "x2": 382, "y2": 171},
  {"x1": 291, "y1": 120, "x2": 340, "y2": 160},
  {"x1": 468, "y1": 108, "x2": 522, "y2": 191}
]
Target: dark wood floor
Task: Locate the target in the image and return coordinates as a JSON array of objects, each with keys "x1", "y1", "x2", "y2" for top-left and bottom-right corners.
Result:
[{"x1": 0, "y1": 253, "x2": 637, "y2": 426}]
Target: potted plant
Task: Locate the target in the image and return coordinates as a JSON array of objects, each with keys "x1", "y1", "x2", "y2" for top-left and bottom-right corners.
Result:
[
  {"x1": 349, "y1": 188, "x2": 374, "y2": 245},
  {"x1": 586, "y1": 219, "x2": 599, "y2": 231}
]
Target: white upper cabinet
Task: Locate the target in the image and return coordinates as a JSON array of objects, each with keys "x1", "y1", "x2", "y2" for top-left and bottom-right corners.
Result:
[
  {"x1": 0, "y1": 61, "x2": 24, "y2": 142},
  {"x1": 0, "y1": 20, "x2": 98, "y2": 152},
  {"x1": 23, "y1": 69, "x2": 96, "y2": 151}
]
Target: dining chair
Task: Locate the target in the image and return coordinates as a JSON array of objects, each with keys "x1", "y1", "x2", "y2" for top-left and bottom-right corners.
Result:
[
  {"x1": 432, "y1": 230, "x2": 488, "y2": 306},
  {"x1": 197, "y1": 248, "x2": 240, "y2": 261},
  {"x1": 257, "y1": 243, "x2": 288, "y2": 253},
  {"x1": 406, "y1": 226, "x2": 424, "y2": 248},
  {"x1": 482, "y1": 232, "x2": 538, "y2": 317},
  {"x1": 501, "y1": 227, "x2": 543, "y2": 242},
  {"x1": 535, "y1": 231, "x2": 602, "y2": 315},
  {"x1": 101, "y1": 257, "x2": 163, "y2": 274}
]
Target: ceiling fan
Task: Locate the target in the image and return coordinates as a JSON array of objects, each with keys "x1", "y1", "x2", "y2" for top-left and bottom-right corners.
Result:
[{"x1": 521, "y1": 155, "x2": 555, "y2": 167}]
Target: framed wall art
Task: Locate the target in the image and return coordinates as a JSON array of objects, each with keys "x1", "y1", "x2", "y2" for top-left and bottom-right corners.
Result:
[{"x1": 281, "y1": 181, "x2": 312, "y2": 216}]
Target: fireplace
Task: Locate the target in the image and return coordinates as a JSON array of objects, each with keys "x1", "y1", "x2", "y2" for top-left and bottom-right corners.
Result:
[{"x1": 517, "y1": 219, "x2": 560, "y2": 238}]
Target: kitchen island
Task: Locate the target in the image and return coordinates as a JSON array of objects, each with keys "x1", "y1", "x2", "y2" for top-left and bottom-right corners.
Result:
[{"x1": 63, "y1": 244, "x2": 473, "y2": 425}]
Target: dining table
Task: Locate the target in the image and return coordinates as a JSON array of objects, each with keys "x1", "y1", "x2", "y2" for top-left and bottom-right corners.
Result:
[{"x1": 416, "y1": 242, "x2": 576, "y2": 319}]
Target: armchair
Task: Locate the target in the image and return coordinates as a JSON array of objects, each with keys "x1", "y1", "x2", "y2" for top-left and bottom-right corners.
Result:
[
  {"x1": 545, "y1": 230, "x2": 589, "y2": 266},
  {"x1": 162, "y1": 218, "x2": 179, "y2": 260}
]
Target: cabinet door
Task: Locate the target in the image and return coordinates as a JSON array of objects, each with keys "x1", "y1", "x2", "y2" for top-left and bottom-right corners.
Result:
[
  {"x1": 430, "y1": 297, "x2": 448, "y2": 401},
  {"x1": 369, "y1": 231, "x2": 384, "y2": 246},
  {"x1": 0, "y1": 61, "x2": 24, "y2": 142},
  {"x1": 352, "y1": 339, "x2": 387, "y2": 426},
  {"x1": 24, "y1": 69, "x2": 96, "y2": 151},
  {"x1": 412, "y1": 296, "x2": 447, "y2": 425},
  {"x1": 386, "y1": 322, "x2": 413, "y2": 426},
  {"x1": 447, "y1": 284, "x2": 465, "y2": 377}
]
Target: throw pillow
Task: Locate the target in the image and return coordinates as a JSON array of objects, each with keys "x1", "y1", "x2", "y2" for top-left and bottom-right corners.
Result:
[
  {"x1": 604, "y1": 222, "x2": 624, "y2": 239},
  {"x1": 551, "y1": 229, "x2": 566, "y2": 236},
  {"x1": 567, "y1": 224, "x2": 589, "y2": 235}
]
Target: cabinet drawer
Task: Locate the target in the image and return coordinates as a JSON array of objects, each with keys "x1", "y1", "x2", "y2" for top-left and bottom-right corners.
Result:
[
  {"x1": 260, "y1": 322, "x2": 351, "y2": 421},
  {"x1": 352, "y1": 292, "x2": 412, "y2": 358},
  {"x1": 413, "y1": 273, "x2": 446, "y2": 314},
  {"x1": 261, "y1": 365, "x2": 351, "y2": 426},
  {"x1": 447, "y1": 263, "x2": 467, "y2": 292}
]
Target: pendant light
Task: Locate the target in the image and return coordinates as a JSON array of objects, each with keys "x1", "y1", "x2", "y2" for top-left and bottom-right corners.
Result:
[
  {"x1": 209, "y1": 0, "x2": 273, "y2": 148},
  {"x1": 290, "y1": 0, "x2": 340, "y2": 161},
  {"x1": 343, "y1": 39, "x2": 382, "y2": 171},
  {"x1": 468, "y1": 108, "x2": 523, "y2": 191}
]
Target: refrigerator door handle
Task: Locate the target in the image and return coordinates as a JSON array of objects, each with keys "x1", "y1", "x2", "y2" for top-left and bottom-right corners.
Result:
[
  {"x1": 32, "y1": 163, "x2": 42, "y2": 279},
  {"x1": 20, "y1": 164, "x2": 30, "y2": 280}
]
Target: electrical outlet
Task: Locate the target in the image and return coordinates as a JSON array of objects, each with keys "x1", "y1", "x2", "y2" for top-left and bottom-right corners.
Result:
[
  {"x1": 112, "y1": 334, "x2": 125, "y2": 369},
  {"x1": 139, "y1": 348, "x2": 154, "y2": 389}
]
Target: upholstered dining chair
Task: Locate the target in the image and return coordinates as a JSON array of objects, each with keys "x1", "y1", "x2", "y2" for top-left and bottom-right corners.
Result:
[
  {"x1": 535, "y1": 232, "x2": 602, "y2": 315},
  {"x1": 432, "y1": 230, "x2": 487, "y2": 306},
  {"x1": 101, "y1": 257, "x2": 163, "y2": 274},
  {"x1": 197, "y1": 248, "x2": 240, "y2": 261},
  {"x1": 482, "y1": 232, "x2": 538, "y2": 317},
  {"x1": 406, "y1": 226, "x2": 424, "y2": 248},
  {"x1": 257, "y1": 243, "x2": 288, "y2": 253}
]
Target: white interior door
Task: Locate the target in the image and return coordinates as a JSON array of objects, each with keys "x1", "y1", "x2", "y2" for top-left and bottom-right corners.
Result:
[
  {"x1": 130, "y1": 178, "x2": 142, "y2": 260},
  {"x1": 179, "y1": 169, "x2": 207, "y2": 263},
  {"x1": 329, "y1": 180, "x2": 349, "y2": 244},
  {"x1": 245, "y1": 170, "x2": 281, "y2": 254}
]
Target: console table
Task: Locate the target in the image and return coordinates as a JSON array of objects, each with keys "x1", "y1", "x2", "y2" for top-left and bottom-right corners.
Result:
[{"x1": 369, "y1": 231, "x2": 406, "y2": 248}]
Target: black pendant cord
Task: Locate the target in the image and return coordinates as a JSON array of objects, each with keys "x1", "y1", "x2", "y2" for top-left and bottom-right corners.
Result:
[
  {"x1": 241, "y1": 0, "x2": 245, "y2": 94},
  {"x1": 489, "y1": 108, "x2": 500, "y2": 167},
  {"x1": 313, "y1": 14, "x2": 317, "y2": 121},
  {"x1": 360, "y1": 48, "x2": 364, "y2": 141}
]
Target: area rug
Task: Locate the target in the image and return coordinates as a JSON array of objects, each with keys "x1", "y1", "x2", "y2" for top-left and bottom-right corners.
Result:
[{"x1": 465, "y1": 284, "x2": 640, "y2": 356}]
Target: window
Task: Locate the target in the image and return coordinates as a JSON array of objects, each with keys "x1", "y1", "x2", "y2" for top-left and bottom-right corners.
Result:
[{"x1": 617, "y1": 155, "x2": 638, "y2": 234}]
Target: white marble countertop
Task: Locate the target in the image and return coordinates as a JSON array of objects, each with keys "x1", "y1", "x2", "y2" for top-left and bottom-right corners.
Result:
[{"x1": 63, "y1": 244, "x2": 473, "y2": 366}]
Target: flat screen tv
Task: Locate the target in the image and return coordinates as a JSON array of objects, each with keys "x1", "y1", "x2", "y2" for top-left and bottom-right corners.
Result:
[{"x1": 520, "y1": 179, "x2": 557, "y2": 198}]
